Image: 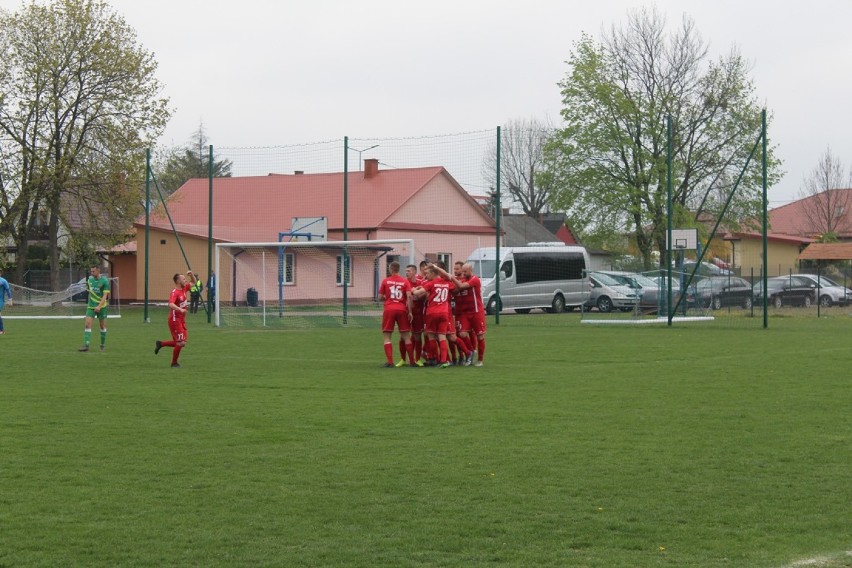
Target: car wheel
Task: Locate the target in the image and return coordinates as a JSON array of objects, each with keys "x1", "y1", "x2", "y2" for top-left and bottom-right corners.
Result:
[
  {"x1": 712, "y1": 296, "x2": 722, "y2": 310},
  {"x1": 550, "y1": 294, "x2": 565, "y2": 314},
  {"x1": 773, "y1": 295, "x2": 783, "y2": 309},
  {"x1": 743, "y1": 296, "x2": 753, "y2": 310},
  {"x1": 819, "y1": 295, "x2": 833, "y2": 308},
  {"x1": 486, "y1": 296, "x2": 501, "y2": 315},
  {"x1": 597, "y1": 296, "x2": 613, "y2": 313},
  {"x1": 803, "y1": 295, "x2": 812, "y2": 308}
]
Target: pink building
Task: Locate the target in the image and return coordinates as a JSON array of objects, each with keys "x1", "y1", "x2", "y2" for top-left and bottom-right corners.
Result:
[{"x1": 130, "y1": 159, "x2": 498, "y2": 303}]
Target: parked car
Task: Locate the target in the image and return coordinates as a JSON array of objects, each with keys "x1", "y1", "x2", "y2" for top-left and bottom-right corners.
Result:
[
  {"x1": 692, "y1": 276, "x2": 754, "y2": 310},
  {"x1": 599, "y1": 270, "x2": 681, "y2": 311},
  {"x1": 793, "y1": 274, "x2": 852, "y2": 307},
  {"x1": 753, "y1": 276, "x2": 816, "y2": 308},
  {"x1": 585, "y1": 271, "x2": 640, "y2": 313},
  {"x1": 679, "y1": 261, "x2": 731, "y2": 280}
]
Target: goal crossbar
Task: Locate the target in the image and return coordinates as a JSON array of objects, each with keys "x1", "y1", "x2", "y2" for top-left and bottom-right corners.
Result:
[{"x1": 214, "y1": 239, "x2": 415, "y2": 327}]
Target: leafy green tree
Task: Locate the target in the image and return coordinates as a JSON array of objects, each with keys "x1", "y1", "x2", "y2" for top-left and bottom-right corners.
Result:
[
  {"x1": 0, "y1": 0, "x2": 170, "y2": 288},
  {"x1": 153, "y1": 123, "x2": 232, "y2": 197},
  {"x1": 546, "y1": 7, "x2": 782, "y2": 268}
]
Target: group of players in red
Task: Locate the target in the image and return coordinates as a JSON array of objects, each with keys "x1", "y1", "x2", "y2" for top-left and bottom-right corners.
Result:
[{"x1": 378, "y1": 259, "x2": 486, "y2": 369}]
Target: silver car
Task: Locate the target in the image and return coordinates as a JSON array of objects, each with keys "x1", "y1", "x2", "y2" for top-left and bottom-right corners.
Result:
[
  {"x1": 599, "y1": 271, "x2": 682, "y2": 311},
  {"x1": 586, "y1": 271, "x2": 640, "y2": 313},
  {"x1": 794, "y1": 274, "x2": 851, "y2": 307}
]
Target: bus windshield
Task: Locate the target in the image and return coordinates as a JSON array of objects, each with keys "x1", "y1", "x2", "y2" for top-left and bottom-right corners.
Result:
[{"x1": 467, "y1": 259, "x2": 499, "y2": 279}]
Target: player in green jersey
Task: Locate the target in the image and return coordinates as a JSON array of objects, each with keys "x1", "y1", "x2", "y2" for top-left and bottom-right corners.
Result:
[{"x1": 78, "y1": 265, "x2": 110, "y2": 352}]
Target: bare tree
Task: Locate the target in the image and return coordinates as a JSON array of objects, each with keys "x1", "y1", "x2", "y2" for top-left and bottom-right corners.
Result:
[
  {"x1": 483, "y1": 117, "x2": 555, "y2": 219},
  {"x1": 797, "y1": 147, "x2": 852, "y2": 240}
]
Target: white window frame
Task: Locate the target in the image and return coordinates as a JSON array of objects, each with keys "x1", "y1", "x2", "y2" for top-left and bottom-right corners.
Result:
[
  {"x1": 336, "y1": 254, "x2": 353, "y2": 287},
  {"x1": 283, "y1": 252, "x2": 295, "y2": 285}
]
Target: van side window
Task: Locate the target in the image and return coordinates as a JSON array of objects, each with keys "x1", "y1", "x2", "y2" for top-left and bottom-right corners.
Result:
[{"x1": 501, "y1": 261, "x2": 513, "y2": 278}]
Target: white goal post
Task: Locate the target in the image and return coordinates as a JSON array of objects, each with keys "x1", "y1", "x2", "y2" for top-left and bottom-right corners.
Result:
[{"x1": 214, "y1": 239, "x2": 415, "y2": 328}]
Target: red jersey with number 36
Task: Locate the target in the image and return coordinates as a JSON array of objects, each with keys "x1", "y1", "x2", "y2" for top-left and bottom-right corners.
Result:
[{"x1": 379, "y1": 275, "x2": 411, "y2": 313}]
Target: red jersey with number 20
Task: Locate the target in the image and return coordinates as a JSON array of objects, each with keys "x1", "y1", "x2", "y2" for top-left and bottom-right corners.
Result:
[
  {"x1": 422, "y1": 278, "x2": 455, "y2": 316},
  {"x1": 169, "y1": 284, "x2": 191, "y2": 323},
  {"x1": 379, "y1": 274, "x2": 411, "y2": 312}
]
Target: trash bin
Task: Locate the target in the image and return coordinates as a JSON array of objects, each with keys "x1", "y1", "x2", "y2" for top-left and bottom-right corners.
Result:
[{"x1": 247, "y1": 287, "x2": 258, "y2": 307}]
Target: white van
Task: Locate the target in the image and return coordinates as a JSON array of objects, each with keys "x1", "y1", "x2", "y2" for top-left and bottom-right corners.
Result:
[{"x1": 466, "y1": 244, "x2": 591, "y2": 314}]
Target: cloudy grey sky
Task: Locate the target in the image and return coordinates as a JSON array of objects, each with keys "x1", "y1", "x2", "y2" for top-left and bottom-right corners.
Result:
[{"x1": 3, "y1": 0, "x2": 850, "y2": 206}]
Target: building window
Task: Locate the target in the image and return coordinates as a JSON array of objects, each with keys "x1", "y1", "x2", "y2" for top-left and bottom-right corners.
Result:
[
  {"x1": 336, "y1": 255, "x2": 353, "y2": 286},
  {"x1": 437, "y1": 253, "x2": 452, "y2": 269},
  {"x1": 835, "y1": 206, "x2": 845, "y2": 218},
  {"x1": 282, "y1": 253, "x2": 295, "y2": 285}
]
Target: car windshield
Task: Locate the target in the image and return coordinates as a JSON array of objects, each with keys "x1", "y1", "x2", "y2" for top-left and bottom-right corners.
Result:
[
  {"x1": 591, "y1": 272, "x2": 623, "y2": 286},
  {"x1": 631, "y1": 274, "x2": 659, "y2": 288},
  {"x1": 810, "y1": 275, "x2": 840, "y2": 287}
]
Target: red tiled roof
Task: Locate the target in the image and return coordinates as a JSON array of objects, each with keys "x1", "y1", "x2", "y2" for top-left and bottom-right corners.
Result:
[
  {"x1": 798, "y1": 242, "x2": 852, "y2": 260},
  {"x1": 723, "y1": 231, "x2": 814, "y2": 245},
  {"x1": 139, "y1": 166, "x2": 494, "y2": 242},
  {"x1": 769, "y1": 188, "x2": 852, "y2": 238}
]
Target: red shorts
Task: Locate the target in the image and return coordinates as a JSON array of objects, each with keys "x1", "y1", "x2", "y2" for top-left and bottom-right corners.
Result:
[
  {"x1": 458, "y1": 311, "x2": 487, "y2": 335},
  {"x1": 382, "y1": 309, "x2": 411, "y2": 333},
  {"x1": 168, "y1": 319, "x2": 188, "y2": 342},
  {"x1": 425, "y1": 311, "x2": 450, "y2": 335},
  {"x1": 410, "y1": 311, "x2": 425, "y2": 334}
]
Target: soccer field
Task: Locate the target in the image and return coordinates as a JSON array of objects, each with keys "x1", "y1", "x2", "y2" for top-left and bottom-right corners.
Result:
[{"x1": 1, "y1": 311, "x2": 849, "y2": 567}]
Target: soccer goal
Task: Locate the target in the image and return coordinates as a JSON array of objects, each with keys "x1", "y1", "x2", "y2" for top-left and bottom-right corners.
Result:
[
  {"x1": 214, "y1": 239, "x2": 415, "y2": 328},
  {"x1": 5, "y1": 277, "x2": 121, "y2": 319}
]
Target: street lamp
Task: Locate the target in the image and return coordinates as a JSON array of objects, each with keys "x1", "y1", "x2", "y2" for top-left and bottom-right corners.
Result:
[{"x1": 349, "y1": 144, "x2": 379, "y2": 171}]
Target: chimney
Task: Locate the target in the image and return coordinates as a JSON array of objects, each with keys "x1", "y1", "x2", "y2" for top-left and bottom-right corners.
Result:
[
  {"x1": 364, "y1": 158, "x2": 379, "y2": 179},
  {"x1": 294, "y1": 170, "x2": 304, "y2": 175}
]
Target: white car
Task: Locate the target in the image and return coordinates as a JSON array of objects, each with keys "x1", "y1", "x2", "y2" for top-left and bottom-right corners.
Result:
[{"x1": 793, "y1": 274, "x2": 852, "y2": 307}]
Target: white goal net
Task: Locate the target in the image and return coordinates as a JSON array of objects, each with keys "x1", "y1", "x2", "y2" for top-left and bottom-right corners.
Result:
[
  {"x1": 215, "y1": 239, "x2": 415, "y2": 328},
  {"x1": 5, "y1": 277, "x2": 121, "y2": 319}
]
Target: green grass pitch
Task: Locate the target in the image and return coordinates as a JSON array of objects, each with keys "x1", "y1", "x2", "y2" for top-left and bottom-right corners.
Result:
[{"x1": 1, "y1": 310, "x2": 850, "y2": 567}]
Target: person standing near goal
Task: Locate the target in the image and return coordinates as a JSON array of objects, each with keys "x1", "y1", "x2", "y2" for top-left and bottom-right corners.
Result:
[
  {"x1": 78, "y1": 265, "x2": 110, "y2": 352},
  {"x1": 0, "y1": 269, "x2": 12, "y2": 335},
  {"x1": 456, "y1": 263, "x2": 486, "y2": 366},
  {"x1": 378, "y1": 261, "x2": 415, "y2": 368},
  {"x1": 154, "y1": 271, "x2": 196, "y2": 368}
]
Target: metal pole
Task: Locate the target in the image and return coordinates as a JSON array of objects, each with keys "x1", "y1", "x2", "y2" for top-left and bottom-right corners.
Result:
[
  {"x1": 495, "y1": 126, "x2": 501, "y2": 325},
  {"x1": 144, "y1": 148, "x2": 151, "y2": 323},
  {"x1": 666, "y1": 116, "x2": 673, "y2": 326},
  {"x1": 207, "y1": 144, "x2": 213, "y2": 324},
  {"x1": 343, "y1": 137, "x2": 349, "y2": 325},
  {"x1": 762, "y1": 109, "x2": 768, "y2": 329}
]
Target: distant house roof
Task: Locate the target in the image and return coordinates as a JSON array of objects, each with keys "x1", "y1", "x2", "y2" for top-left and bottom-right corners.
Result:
[
  {"x1": 138, "y1": 163, "x2": 496, "y2": 242},
  {"x1": 769, "y1": 189, "x2": 852, "y2": 239},
  {"x1": 798, "y1": 242, "x2": 852, "y2": 260},
  {"x1": 723, "y1": 231, "x2": 814, "y2": 246},
  {"x1": 540, "y1": 213, "x2": 580, "y2": 245},
  {"x1": 501, "y1": 214, "x2": 562, "y2": 247}
]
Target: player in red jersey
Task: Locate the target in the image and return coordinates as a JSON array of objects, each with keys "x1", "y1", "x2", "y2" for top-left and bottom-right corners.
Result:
[
  {"x1": 456, "y1": 262, "x2": 487, "y2": 366},
  {"x1": 413, "y1": 263, "x2": 466, "y2": 368},
  {"x1": 154, "y1": 271, "x2": 196, "y2": 368},
  {"x1": 378, "y1": 261, "x2": 414, "y2": 367},
  {"x1": 400, "y1": 264, "x2": 426, "y2": 366},
  {"x1": 450, "y1": 261, "x2": 475, "y2": 364}
]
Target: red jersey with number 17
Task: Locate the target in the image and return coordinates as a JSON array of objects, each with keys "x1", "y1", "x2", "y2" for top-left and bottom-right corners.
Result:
[
  {"x1": 379, "y1": 274, "x2": 411, "y2": 312},
  {"x1": 169, "y1": 284, "x2": 191, "y2": 323}
]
